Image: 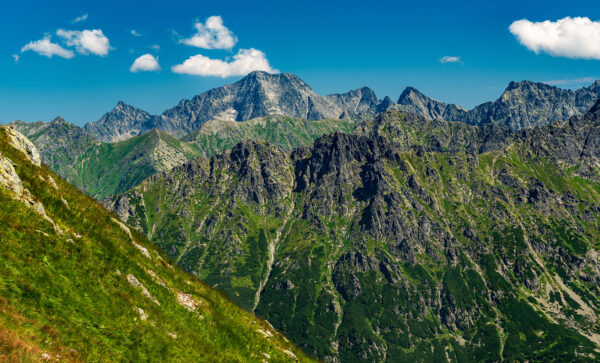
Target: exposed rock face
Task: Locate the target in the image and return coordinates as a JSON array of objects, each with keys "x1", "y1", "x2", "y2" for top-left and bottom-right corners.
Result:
[
  {"x1": 7, "y1": 117, "x2": 97, "y2": 171},
  {"x1": 0, "y1": 151, "x2": 29, "y2": 199},
  {"x1": 154, "y1": 72, "x2": 381, "y2": 137},
  {"x1": 84, "y1": 101, "x2": 154, "y2": 142},
  {"x1": 397, "y1": 87, "x2": 466, "y2": 121},
  {"x1": 375, "y1": 96, "x2": 398, "y2": 113},
  {"x1": 110, "y1": 105, "x2": 600, "y2": 362},
  {"x1": 399, "y1": 80, "x2": 600, "y2": 130},
  {"x1": 82, "y1": 72, "x2": 385, "y2": 140},
  {"x1": 0, "y1": 130, "x2": 52, "y2": 223},
  {"x1": 3, "y1": 125, "x2": 42, "y2": 166},
  {"x1": 326, "y1": 86, "x2": 380, "y2": 119},
  {"x1": 463, "y1": 80, "x2": 600, "y2": 130}
]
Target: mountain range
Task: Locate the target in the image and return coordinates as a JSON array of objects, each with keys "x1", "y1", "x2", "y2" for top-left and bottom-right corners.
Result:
[
  {"x1": 397, "y1": 80, "x2": 600, "y2": 130},
  {"x1": 106, "y1": 102, "x2": 600, "y2": 361},
  {"x1": 57, "y1": 71, "x2": 600, "y2": 143},
  {"x1": 8, "y1": 114, "x2": 355, "y2": 198},
  {"x1": 0, "y1": 126, "x2": 309, "y2": 362},
  {"x1": 84, "y1": 72, "x2": 383, "y2": 142},
  {"x1": 8, "y1": 72, "x2": 600, "y2": 201},
  {"x1": 4, "y1": 71, "x2": 600, "y2": 362}
]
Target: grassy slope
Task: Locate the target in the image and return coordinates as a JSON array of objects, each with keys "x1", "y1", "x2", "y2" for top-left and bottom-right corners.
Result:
[
  {"x1": 183, "y1": 115, "x2": 356, "y2": 157},
  {"x1": 66, "y1": 130, "x2": 202, "y2": 199},
  {"x1": 0, "y1": 128, "x2": 310, "y2": 362}
]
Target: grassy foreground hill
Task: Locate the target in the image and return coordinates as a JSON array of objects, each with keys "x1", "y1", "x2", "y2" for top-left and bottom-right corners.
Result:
[
  {"x1": 109, "y1": 109, "x2": 600, "y2": 362},
  {"x1": 0, "y1": 126, "x2": 309, "y2": 362}
]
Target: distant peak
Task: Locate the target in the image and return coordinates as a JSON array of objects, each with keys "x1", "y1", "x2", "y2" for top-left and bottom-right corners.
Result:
[
  {"x1": 114, "y1": 100, "x2": 131, "y2": 109},
  {"x1": 505, "y1": 80, "x2": 548, "y2": 91},
  {"x1": 242, "y1": 70, "x2": 301, "y2": 82},
  {"x1": 50, "y1": 116, "x2": 66, "y2": 123},
  {"x1": 376, "y1": 96, "x2": 396, "y2": 113},
  {"x1": 587, "y1": 80, "x2": 600, "y2": 89},
  {"x1": 401, "y1": 87, "x2": 423, "y2": 96},
  {"x1": 243, "y1": 70, "x2": 276, "y2": 80},
  {"x1": 587, "y1": 98, "x2": 600, "y2": 117},
  {"x1": 398, "y1": 87, "x2": 426, "y2": 103},
  {"x1": 111, "y1": 101, "x2": 146, "y2": 114},
  {"x1": 236, "y1": 70, "x2": 310, "y2": 91}
]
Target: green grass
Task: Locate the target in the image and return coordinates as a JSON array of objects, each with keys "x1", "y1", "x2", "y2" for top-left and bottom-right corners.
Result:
[{"x1": 0, "y1": 127, "x2": 311, "y2": 362}]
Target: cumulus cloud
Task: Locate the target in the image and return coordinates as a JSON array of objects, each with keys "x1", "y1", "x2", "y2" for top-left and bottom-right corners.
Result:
[
  {"x1": 12, "y1": 54, "x2": 19, "y2": 63},
  {"x1": 21, "y1": 36, "x2": 75, "y2": 59},
  {"x1": 151, "y1": 44, "x2": 160, "y2": 51},
  {"x1": 544, "y1": 77, "x2": 598, "y2": 86},
  {"x1": 57, "y1": 29, "x2": 111, "y2": 56},
  {"x1": 130, "y1": 54, "x2": 160, "y2": 72},
  {"x1": 509, "y1": 17, "x2": 600, "y2": 60},
  {"x1": 180, "y1": 15, "x2": 237, "y2": 49},
  {"x1": 72, "y1": 14, "x2": 88, "y2": 23},
  {"x1": 440, "y1": 56, "x2": 461, "y2": 63},
  {"x1": 131, "y1": 29, "x2": 142, "y2": 37},
  {"x1": 172, "y1": 48, "x2": 276, "y2": 77}
]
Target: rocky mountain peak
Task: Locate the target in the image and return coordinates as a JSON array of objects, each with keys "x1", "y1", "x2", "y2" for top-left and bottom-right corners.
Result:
[
  {"x1": 587, "y1": 98, "x2": 600, "y2": 119},
  {"x1": 115, "y1": 100, "x2": 129, "y2": 109},
  {"x1": 397, "y1": 86, "x2": 423, "y2": 101},
  {"x1": 236, "y1": 71, "x2": 312, "y2": 92},
  {"x1": 501, "y1": 80, "x2": 556, "y2": 98},
  {"x1": 397, "y1": 87, "x2": 466, "y2": 121},
  {"x1": 50, "y1": 116, "x2": 66, "y2": 124},
  {"x1": 84, "y1": 101, "x2": 153, "y2": 142},
  {"x1": 111, "y1": 101, "x2": 142, "y2": 113},
  {"x1": 376, "y1": 96, "x2": 397, "y2": 113}
]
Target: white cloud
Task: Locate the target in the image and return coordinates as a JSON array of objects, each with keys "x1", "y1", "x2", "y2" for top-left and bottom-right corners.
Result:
[
  {"x1": 151, "y1": 44, "x2": 160, "y2": 51},
  {"x1": 131, "y1": 29, "x2": 142, "y2": 37},
  {"x1": 544, "y1": 77, "x2": 598, "y2": 86},
  {"x1": 440, "y1": 56, "x2": 461, "y2": 63},
  {"x1": 130, "y1": 54, "x2": 160, "y2": 72},
  {"x1": 72, "y1": 14, "x2": 88, "y2": 23},
  {"x1": 57, "y1": 29, "x2": 111, "y2": 56},
  {"x1": 12, "y1": 54, "x2": 19, "y2": 63},
  {"x1": 21, "y1": 36, "x2": 74, "y2": 59},
  {"x1": 172, "y1": 48, "x2": 277, "y2": 77},
  {"x1": 509, "y1": 17, "x2": 600, "y2": 60},
  {"x1": 180, "y1": 15, "x2": 237, "y2": 49}
]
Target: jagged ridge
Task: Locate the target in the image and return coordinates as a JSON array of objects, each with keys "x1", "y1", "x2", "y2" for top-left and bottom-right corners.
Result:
[{"x1": 108, "y1": 104, "x2": 600, "y2": 362}]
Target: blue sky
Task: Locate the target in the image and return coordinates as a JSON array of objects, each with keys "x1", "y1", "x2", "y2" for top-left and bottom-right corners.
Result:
[{"x1": 1, "y1": 0, "x2": 600, "y2": 125}]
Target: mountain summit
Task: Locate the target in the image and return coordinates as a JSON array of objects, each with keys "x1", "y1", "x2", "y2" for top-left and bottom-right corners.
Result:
[
  {"x1": 397, "y1": 87, "x2": 466, "y2": 121},
  {"x1": 84, "y1": 101, "x2": 154, "y2": 142},
  {"x1": 398, "y1": 80, "x2": 600, "y2": 130},
  {"x1": 83, "y1": 71, "x2": 384, "y2": 141}
]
